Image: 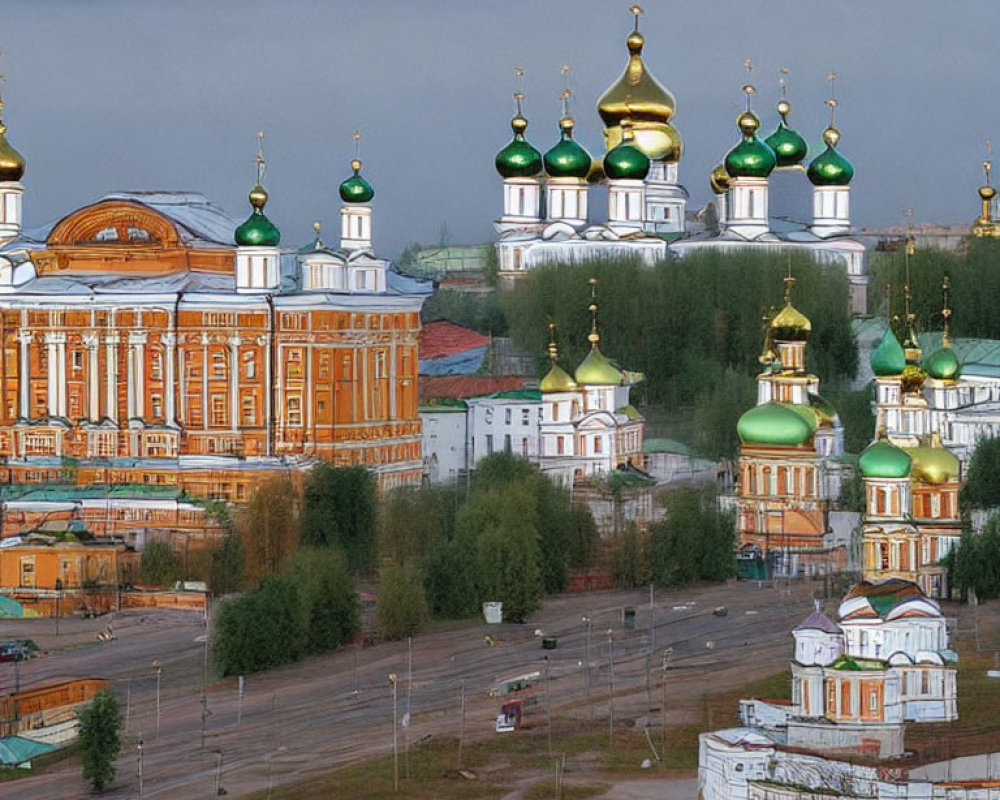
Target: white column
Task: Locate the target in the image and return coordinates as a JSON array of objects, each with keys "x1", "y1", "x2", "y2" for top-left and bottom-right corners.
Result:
[
  {"x1": 229, "y1": 335, "x2": 241, "y2": 433},
  {"x1": 17, "y1": 330, "x2": 31, "y2": 419},
  {"x1": 178, "y1": 342, "x2": 186, "y2": 423},
  {"x1": 390, "y1": 336, "x2": 398, "y2": 419},
  {"x1": 56, "y1": 334, "x2": 67, "y2": 417},
  {"x1": 162, "y1": 333, "x2": 177, "y2": 426},
  {"x1": 201, "y1": 334, "x2": 210, "y2": 430},
  {"x1": 45, "y1": 332, "x2": 59, "y2": 417},
  {"x1": 105, "y1": 333, "x2": 119, "y2": 423},
  {"x1": 305, "y1": 341, "x2": 313, "y2": 440},
  {"x1": 129, "y1": 331, "x2": 147, "y2": 420},
  {"x1": 260, "y1": 335, "x2": 271, "y2": 455},
  {"x1": 83, "y1": 334, "x2": 99, "y2": 422}
]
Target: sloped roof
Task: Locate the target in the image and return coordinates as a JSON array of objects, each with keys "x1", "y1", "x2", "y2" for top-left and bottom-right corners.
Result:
[
  {"x1": 419, "y1": 375, "x2": 528, "y2": 402},
  {"x1": 0, "y1": 736, "x2": 56, "y2": 766},
  {"x1": 794, "y1": 610, "x2": 841, "y2": 634},
  {"x1": 420, "y1": 320, "x2": 491, "y2": 360}
]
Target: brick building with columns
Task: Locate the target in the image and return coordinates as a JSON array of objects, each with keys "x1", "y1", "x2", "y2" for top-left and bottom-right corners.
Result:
[{"x1": 0, "y1": 108, "x2": 430, "y2": 539}]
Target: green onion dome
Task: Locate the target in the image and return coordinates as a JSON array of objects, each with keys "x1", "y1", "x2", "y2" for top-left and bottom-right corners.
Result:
[
  {"x1": 859, "y1": 439, "x2": 912, "y2": 479},
  {"x1": 737, "y1": 402, "x2": 816, "y2": 447},
  {"x1": 544, "y1": 117, "x2": 592, "y2": 179},
  {"x1": 923, "y1": 346, "x2": 961, "y2": 381},
  {"x1": 909, "y1": 440, "x2": 960, "y2": 485},
  {"x1": 870, "y1": 328, "x2": 906, "y2": 377},
  {"x1": 495, "y1": 112, "x2": 543, "y2": 179},
  {"x1": 339, "y1": 158, "x2": 375, "y2": 203},
  {"x1": 807, "y1": 127, "x2": 854, "y2": 186},
  {"x1": 540, "y1": 362, "x2": 578, "y2": 393},
  {"x1": 765, "y1": 103, "x2": 808, "y2": 168},
  {"x1": 724, "y1": 111, "x2": 777, "y2": 179},
  {"x1": 234, "y1": 184, "x2": 280, "y2": 247},
  {"x1": 604, "y1": 127, "x2": 650, "y2": 181},
  {"x1": 575, "y1": 345, "x2": 621, "y2": 386}
]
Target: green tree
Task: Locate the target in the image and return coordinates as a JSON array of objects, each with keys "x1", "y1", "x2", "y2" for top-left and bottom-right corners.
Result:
[
  {"x1": 949, "y1": 517, "x2": 1000, "y2": 602},
  {"x1": 961, "y1": 436, "x2": 1000, "y2": 510},
  {"x1": 611, "y1": 522, "x2": 650, "y2": 589},
  {"x1": 826, "y1": 386, "x2": 876, "y2": 455},
  {"x1": 214, "y1": 575, "x2": 307, "y2": 675},
  {"x1": 379, "y1": 485, "x2": 456, "y2": 567},
  {"x1": 238, "y1": 476, "x2": 299, "y2": 586},
  {"x1": 567, "y1": 504, "x2": 600, "y2": 569},
  {"x1": 692, "y1": 367, "x2": 757, "y2": 465},
  {"x1": 300, "y1": 465, "x2": 378, "y2": 575},
  {"x1": 377, "y1": 562, "x2": 430, "y2": 640},
  {"x1": 650, "y1": 487, "x2": 736, "y2": 589},
  {"x1": 289, "y1": 547, "x2": 360, "y2": 654},
  {"x1": 78, "y1": 689, "x2": 121, "y2": 792},
  {"x1": 208, "y1": 533, "x2": 245, "y2": 596},
  {"x1": 139, "y1": 539, "x2": 180, "y2": 587}
]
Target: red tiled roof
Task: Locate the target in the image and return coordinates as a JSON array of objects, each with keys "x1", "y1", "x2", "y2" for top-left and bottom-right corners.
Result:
[
  {"x1": 420, "y1": 375, "x2": 527, "y2": 402},
  {"x1": 420, "y1": 320, "x2": 491, "y2": 360}
]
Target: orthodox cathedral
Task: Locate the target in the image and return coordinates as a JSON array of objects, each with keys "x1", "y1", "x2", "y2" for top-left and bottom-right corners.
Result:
[
  {"x1": 492, "y1": 6, "x2": 869, "y2": 315},
  {"x1": 699, "y1": 580, "x2": 966, "y2": 800},
  {"x1": 0, "y1": 102, "x2": 430, "y2": 539}
]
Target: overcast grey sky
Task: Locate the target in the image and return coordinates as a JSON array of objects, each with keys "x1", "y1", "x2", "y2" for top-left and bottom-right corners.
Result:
[{"x1": 0, "y1": 1, "x2": 996, "y2": 257}]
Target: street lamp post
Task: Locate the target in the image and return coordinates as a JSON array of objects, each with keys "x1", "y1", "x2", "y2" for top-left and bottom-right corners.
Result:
[
  {"x1": 607, "y1": 629, "x2": 615, "y2": 749},
  {"x1": 54, "y1": 578, "x2": 62, "y2": 636},
  {"x1": 214, "y1": 749, "x2": 225, "y2": 796},
  {"x1": 152, "y1": 660, "x2": 162, "y2": 736},
  {"x1": 388, "y1": 673, "x2": 398, "y2": 792},
  {"x1": 137, "y1": 733, "x2": 144, "y2": 800},
  {"x1": 582, "y1": 616, "x2": 592, "y2": 721}
]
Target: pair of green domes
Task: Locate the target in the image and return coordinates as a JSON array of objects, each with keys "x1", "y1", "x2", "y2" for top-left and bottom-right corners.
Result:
[
  {"x1": 737, "y1": 402, "x2": 817, "y2": 447},
  {"x1": 870, "y1": 327, "x2": 961, "y2": 381}
]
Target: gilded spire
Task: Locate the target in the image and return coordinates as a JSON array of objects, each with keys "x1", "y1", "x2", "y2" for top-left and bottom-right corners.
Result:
[
  {"x1": 587, "y1": 277, "x2": 600, "y2": 346},
  {"x1": 340, "y1": 129, "x2": 375, "y2": 203},
  {"x1": 540, "y1": 320, "x2": 579, "y2": 393},
  {"x1": 736, "y1": 59, "x2": 760, "y2": 137},
  {"x1": 511, "y1": 66, "x2": 528, "y2": 135},
  {"x1": 823, "y1": 72, "x2": 840, "y2": 147},
  {"x1": 941, "y1": 275, "x2": 952, "y2": 348},
  {"x1": 901, "y1": 208, "x2": 921, "y2": 362},
  {"x1": 974, "y1": 140, "x2": 999, "y2": 236},
  {"x1": 758, "y1": 305, "x2": 777, "y2": 365},
  {"x1": 559, "y1": 66, "x2": 575, "y2": 136},
  {"x1": 777, "y1": 67, "x2": 790, "y2": 120},
  {"x1": 247, "y1": 131, "x2": 269, "y2": 211},
  {"x1": 351, "y1": 129, "x2": 362, "y2": 174},
  {"x1": 547, "y1": 320, "x2": 559, "y2": 361}
]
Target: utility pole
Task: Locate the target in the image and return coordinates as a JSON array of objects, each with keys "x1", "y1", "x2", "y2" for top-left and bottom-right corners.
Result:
[
  {"x1": 405, "y1": 636, "x2": 412, "y2": 780},
  {"x1": 544, "y1": 656, "x2": 553, "y2": 757},
  {"x1": 457, "y1": 680, "x2": 465, "y2": 769},
  {"x1": 214, "y1": 749, "x2": 225, "y2": 796},
  {"x1": 137, "y1": 733, "x2": 144, "y2": 800},
  {"x1": 649, "y1": 582, "x2": 655, "y2": 652},
  {"x1": 582, "y1": 616, "x2": 592, "y2": 721},
  {"x1": 124, "y1": 678, "x2": 131, "y2": 735}
]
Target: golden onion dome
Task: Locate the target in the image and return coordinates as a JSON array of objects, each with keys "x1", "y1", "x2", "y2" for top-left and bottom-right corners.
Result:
[
  {"x1": 575, "y1": 345, "x2": 622, "y2": 386},
  {"x1": 541, "y1": 362, "x2": 578, "y2": 393},
  {"x1": 0, "y1": 98, "x2": 26, "y2": 183},
  {"x1": 979, "y1": 184, "x2": 997, "y2": 201},
  {"x1": 597, "y1": 9, "x2": 681, "y2": 163},
  {"x1": 770, "y1": 302, "x2": 811, "y2": 342},
  {"x1": 710, "y1": 163, "x2": 731, "y2": 195},
  {"x1": 908, "y1": 439, "x2": 960, "y2": 485}
]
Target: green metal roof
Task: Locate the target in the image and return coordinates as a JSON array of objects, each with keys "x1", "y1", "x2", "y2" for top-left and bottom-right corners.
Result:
[
  {"x1": 0, "y1": 483, "x2": 183, "y2": 501},
  {"x1": 643, "y1": 438, "x2": 692, "y2": 456}
]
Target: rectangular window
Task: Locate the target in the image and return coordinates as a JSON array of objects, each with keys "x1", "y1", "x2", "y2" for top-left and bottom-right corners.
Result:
[
  {"x1": 521, "y1": 408, "x2": 530, "y2": 426},
  {"x1": 286, "y1": 350, "x2": 304, "y2": 379},
  {"x1": 211, "y1": 394, "x2": 227, "y2": 427},
  {"x1": 505, "y1": 408, "x2": 512, "y2": 425},
  {"x1": 241, "y1": 396, "x2": 256, "y2": 425},
  {"x1": 557, "y1": 436, "x2": 564, "y2": 455},
  {"x1": 151, "y1": 394, "x2": 163, "y2": 419},
  {"x1": 594, "y1": 436, "x2": 602, "y2": 454},
  {"x1": 504, "y1": 434, "x2": 511, "y2": 454},
  {"x1": 485, "y1": 434, "x2": 494, "y2": 455},
  {"x1": 287, "y1": 395, "x2": 302, "y2": 426},
  {"x1": 151, "y1": 351, "x2": 162, "y2": 380},
  {"x1": 212, "y1": 352, "x2": 226, "y2": 379},
  {"x1": 243, "y1": 351, "x2": 256, "y2": 380}
]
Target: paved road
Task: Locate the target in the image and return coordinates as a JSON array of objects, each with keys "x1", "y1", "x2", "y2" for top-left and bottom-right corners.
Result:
[{"x1": 5, "y1": 579, "x2": 823, "y2": 799}]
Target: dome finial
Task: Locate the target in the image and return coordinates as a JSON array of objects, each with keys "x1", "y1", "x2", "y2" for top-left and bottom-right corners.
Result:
[
  {"x1": 511, "y1": 67, "x2": 528, "y2": 135},
  {"x1": 901, "y1": 208, "x2": 921, "y2": 360},
  {"x1": 823, "y1": 72, "x2": 841, "y2": 147},
  {"x1": 742, "y1": 59, "x2": 756, "y2": 113},
  {"x1": 248, "y1": 130, "x2": 269, "y2": 211},
  {"x1": 351, "y1": 129, "x2": 363, "y2": 173},
  {"x1": 587, "y1": 277, "x2": 600, "y2": 346},
  {"x1": 559, "y1": 65, "x2": 575, "y2": 136},
  {"x1": 627, "y1": 6, "x2": 644, "y2": 54},
  {"x1": 777, "y1": 67, "x2": 790, "y2": 120}
]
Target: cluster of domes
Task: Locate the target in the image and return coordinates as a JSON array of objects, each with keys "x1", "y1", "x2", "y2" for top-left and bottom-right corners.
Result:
[
  {"x1": 869, "y1": 326, "x2": 962, "y2": 382},
  {"x1": 859, "y1": 434, "x2": 960, "y2": 485},
  {"x1": 541, "y1": 287, "x2": 626, "y2": 394}
]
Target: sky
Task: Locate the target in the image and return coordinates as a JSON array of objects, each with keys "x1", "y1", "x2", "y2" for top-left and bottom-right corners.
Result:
[{"x1": 0, "y1": 0, "x2": 997, "y2": 258}]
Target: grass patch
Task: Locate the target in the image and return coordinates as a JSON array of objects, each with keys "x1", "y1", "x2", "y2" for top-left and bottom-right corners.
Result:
[{"x1": 524, "y1": 779, "x2": 610, "y2": 800}]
